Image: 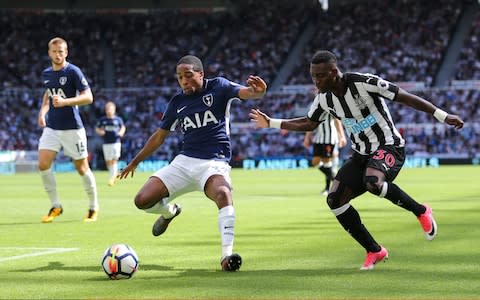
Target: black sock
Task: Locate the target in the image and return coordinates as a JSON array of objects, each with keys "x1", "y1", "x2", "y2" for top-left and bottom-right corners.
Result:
[
  {"x1": 384, "y1": 182, "x2": 426, "y2": 216},
  {"x1": 319, "y1": 166, "x2": 333, "y2": 190},
  {"x1": 335, "y1": 205, "x2": 381, "y2": 253}
]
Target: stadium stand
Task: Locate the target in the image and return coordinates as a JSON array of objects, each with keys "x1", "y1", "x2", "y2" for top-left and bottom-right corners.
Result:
[
  {"x1": 454, "y1": 9, "x2": 480, "y2": 80},
  {"x1": 0, "y1": 0, "x2": 479, "y2": 170},
  {"x1": 286, "y1": 0, "x2": 463, "y2": 86}
]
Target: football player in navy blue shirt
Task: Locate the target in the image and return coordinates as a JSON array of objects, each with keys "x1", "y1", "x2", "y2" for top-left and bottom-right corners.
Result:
[
  {"x1": 118, "y1": 55, "x2": 267, "y2": 271},
  {"x1": 37, "y1": 37, "x2": 99, "y2": 223},
  {"x1": 95, "y1": 101, "x2": 126, "y2": 186}
]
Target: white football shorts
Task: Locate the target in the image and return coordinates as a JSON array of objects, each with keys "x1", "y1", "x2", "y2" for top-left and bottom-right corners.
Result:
[
  {"x1": 102, "y1": 142, "x2": 121, "y2": 161},
  {"x1": 38, "y1": 127, "x2": 89, "y2": 160},
  {"x1": 152, "y1": 154, "x2": 232, "y2": 199}
]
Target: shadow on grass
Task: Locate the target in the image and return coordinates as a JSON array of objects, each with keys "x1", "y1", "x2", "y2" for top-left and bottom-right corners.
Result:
[
  {"x1": 0, "y1": 220, "x2": 79, "y2": 226},
  {"x1": 11, "y1": 261, "x2": 174, "y2": 273},
  {"x1": 10, "y1": 260, "x2": 364, "y2": 279}
]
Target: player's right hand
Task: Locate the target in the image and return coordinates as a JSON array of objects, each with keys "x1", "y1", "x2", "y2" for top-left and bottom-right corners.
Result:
[
  {"x1": 117, "y1": 163, "x2": 137, "y2": 180},
  {"x1": 38, "y1": 115, "x2": 46, "y2": 128},
  {"x1": 249, "y1": 109, "x2": 270, "y2": 128}
]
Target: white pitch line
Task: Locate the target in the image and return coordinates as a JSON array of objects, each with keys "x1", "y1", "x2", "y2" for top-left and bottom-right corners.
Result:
[{"x1": 0, "y1": 247, "x2": 79, "y2": 263}]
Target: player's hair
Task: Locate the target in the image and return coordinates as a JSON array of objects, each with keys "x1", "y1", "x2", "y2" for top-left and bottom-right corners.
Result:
[
  {"x1": 311, "y1": 50, "x2": 337, "y2": 65},
  {"x1": 105, "y1": 101, "x2": 116, "y2": 109},
  {"x1": 177, "y1": 55, "x2": 203, "y2": 72},
  {"x1": 48, "y1": 37, "x2": 68, "y2": 49}
]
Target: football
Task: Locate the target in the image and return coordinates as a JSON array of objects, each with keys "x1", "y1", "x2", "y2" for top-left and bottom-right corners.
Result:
[{"x1": 101, "y1": 244, "x2": 139, "y2": 279}]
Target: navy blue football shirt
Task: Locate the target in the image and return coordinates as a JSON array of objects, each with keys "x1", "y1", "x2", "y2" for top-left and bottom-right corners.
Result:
[
  {"x1": 160, "y1": 77, "x2": 242, "y2": 162},
  {"x1": 96, "y1": 116, "x2": 125, "y2": 144},
  {"x1": 42, "y1": 62, "x2": 90, "y2": 130}
]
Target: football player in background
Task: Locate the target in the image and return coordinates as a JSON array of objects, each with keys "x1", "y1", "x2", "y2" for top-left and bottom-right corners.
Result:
[
  {"x1": 304, "y1": 116, "x2": 346, "y2": 195},
  {"x1": 118, "y1": 55, "x2": 267, "y2": 271},
  {"x1": 250, "y1": 50, "x2": 464, "y2": 270},
  {"x1": 96, "y1": 101, "x2": 126, "y2": 186},
  {"x1": 37, "y1": 37, "x2": 99, "y2": 223}
]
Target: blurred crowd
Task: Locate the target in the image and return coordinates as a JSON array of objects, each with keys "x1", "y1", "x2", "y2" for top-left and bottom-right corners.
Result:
[
  {"x1": 454, "y1": 9, "x2": 480, "y2": 80},
  {"x1": 287, "y1": 0, "x2": 462, "y2": 86},
  {"x1": 1, "y1": 0, "x2": 479, "y2": 168},
  {"x1": 1, "y1": 87, "x2": 477, "y2": 167}
]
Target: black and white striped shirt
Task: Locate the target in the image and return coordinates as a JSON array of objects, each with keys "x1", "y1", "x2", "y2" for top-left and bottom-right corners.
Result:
[
  {"x1": 312, "y1": 114, "x2": 338, "y2": 145},
  {"x1": 307, "y1": 72, "x2": 405, "y2": 155}
]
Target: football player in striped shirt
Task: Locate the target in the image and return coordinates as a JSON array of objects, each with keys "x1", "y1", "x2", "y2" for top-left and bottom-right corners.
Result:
[
  {"x1": 250, "y1": 50, "x2": 463, "y2": 270},
  {"x1": 303, "y1": 116, "x2": 346, "y2": 196},
  {"x1": 118, "y1": 55, "x2": 267, "y2": 271}
]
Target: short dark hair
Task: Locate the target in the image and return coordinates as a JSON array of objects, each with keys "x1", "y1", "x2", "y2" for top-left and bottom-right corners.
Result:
[
  {"x1": 311, "y1": 50, "x2": 337, "y2": 65},
  {"x1": 177, "y1": 55, "x2": 203, "y2": 72}
]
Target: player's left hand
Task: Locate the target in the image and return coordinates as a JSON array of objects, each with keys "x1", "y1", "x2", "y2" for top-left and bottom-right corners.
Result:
[
  {"x1": 246, "y1": 75, "x2": 267, "y2": 95},
  {"x1": 52, "y1": 95, "x2": 68, "y2": 108},
  {"x1": 445, "y1": 114, "x2": 464, "y2": 129}
]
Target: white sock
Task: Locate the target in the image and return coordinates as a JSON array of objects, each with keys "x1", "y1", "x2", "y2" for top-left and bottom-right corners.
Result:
[
  {"x1": 107, "y1": 163, "x2": 117, "y2": 180},
  {"x1": 111, "y1": 161, "x2": 118, "y2": 178},
  {"x1": 218, "y1": 205, "x2": 235, "y2": 259},
  {"x1": 144, "y1": 198, "x2": 176, "y2": 218},
  {"x1": 82, "y1": 169, "x2": 99, "y2": 211},
  {"x1": 40, "y1": 168, "x2": 61, "y2": 207},
  {"x1": 107, "y1": 164, "x2": 114, "y2": 179}
]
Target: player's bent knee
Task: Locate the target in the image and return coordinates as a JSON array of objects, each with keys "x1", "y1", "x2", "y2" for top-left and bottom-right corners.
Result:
[
  {"x1": 38, "y1": 164, "x2": 48, "y2": 171},
  {"x1": 326, "y1": 180, "x2": 352, "y2": 209},
  {"x1": 326, "y1": 191, "x2": 341, "y2": 209},
  {"x1": 134, "y1": 192, "x2": 153, "y2": 210},
  {"x1": 212, "y1": 187, "x2": 232, "y2": 207},
  {"x1": 364, "y1": 175, "x2": 383, "y2": 195}
]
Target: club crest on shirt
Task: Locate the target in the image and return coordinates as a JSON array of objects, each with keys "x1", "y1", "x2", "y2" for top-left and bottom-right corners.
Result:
[
  {"x1": 59, "y1": 76, "x2": 67, "y2": 85},
  {"x1": 203, "y1": 94, "x2": 213, "y2": 107}
]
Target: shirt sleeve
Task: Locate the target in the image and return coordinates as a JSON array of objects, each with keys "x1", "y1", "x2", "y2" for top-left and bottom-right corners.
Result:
[
  {"x1": 221, "y1": 77, "x2": 242, "y2": 100},
  {"x1": 159, "y1": 98, "x2": 179, "y2": 131},
  {"x1": 362, "y1": 74, "x2": 399, "y2": 101},
  {"x1": 72, "y1": 66, "x2": 90, "y2": 92},
  {"x1": 307, "y1": 94, "x2": 329, "y2": 122}
]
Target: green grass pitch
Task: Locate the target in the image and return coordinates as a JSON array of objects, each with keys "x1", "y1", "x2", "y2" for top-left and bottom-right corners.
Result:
[{"x1": 0, "y1": 166, "x2": 479, "y2": 299}]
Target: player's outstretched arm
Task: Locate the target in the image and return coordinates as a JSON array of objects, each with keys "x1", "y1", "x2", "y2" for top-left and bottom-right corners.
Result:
[
  {"x1": 249, "y1": 109, "x2": 319, "y2": 131},
  {"x1": 396, "y1": 88, "x2": 464, "y2": 129},
  {"x1": 239, "y1": 75, "x2": 267, "y2": 100},
  {"x1": 118, "y1": 128, "x2": 169, "y2": 180}
]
